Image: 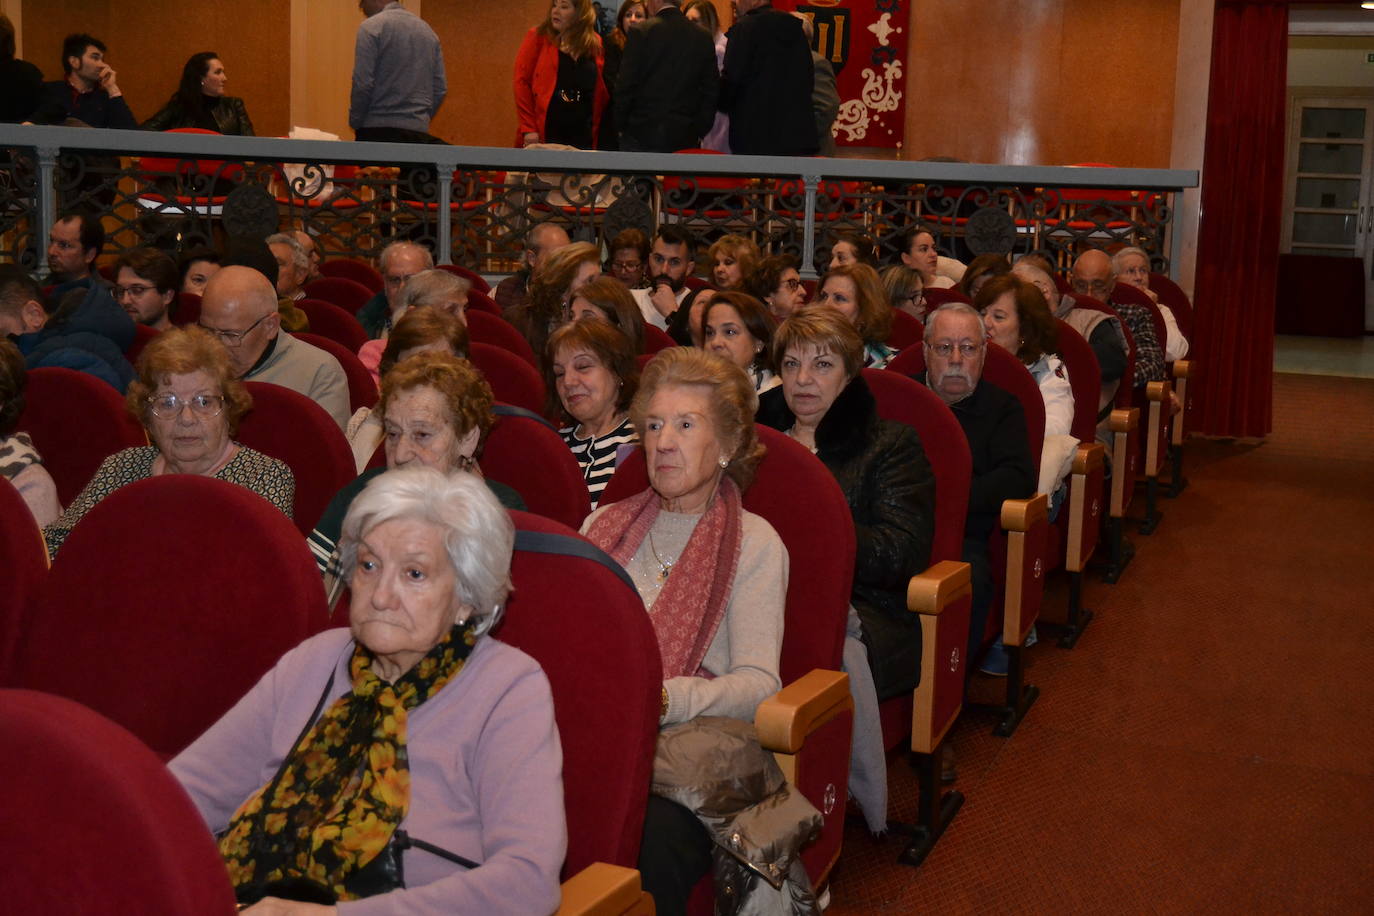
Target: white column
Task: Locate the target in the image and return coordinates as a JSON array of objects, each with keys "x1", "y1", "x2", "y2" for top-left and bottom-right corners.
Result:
[{"x1": 1169, "y1": 0, "x2": 1216, "y2": 298}]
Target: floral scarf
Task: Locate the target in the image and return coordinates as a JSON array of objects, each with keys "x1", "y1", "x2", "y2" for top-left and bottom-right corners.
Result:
[
  {"x1": 218, "y1": 622, "x2": 476, "y2": 901},
  {"x1": 585, "y1": 477, "x2": 743, "y2": 678}
]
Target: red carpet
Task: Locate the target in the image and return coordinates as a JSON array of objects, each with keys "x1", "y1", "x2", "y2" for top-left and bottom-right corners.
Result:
[{"x1": 826, "y1": 373, "x2": 1374, "y2": 913}]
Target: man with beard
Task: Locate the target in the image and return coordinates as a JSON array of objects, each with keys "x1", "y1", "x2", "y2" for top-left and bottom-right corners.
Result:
[
  {"x1": 631, "y1": 225, "x2": 707, "y2": 343},
  {"x1": 33, "y1": 33, "x2": 136, "y2": 128},
  {"x1": 913, "y1": 303, "x2": 1035, "y2": 677},
  {"x1": 45, "y1": 211, "x2": 107, "y2": 296}
]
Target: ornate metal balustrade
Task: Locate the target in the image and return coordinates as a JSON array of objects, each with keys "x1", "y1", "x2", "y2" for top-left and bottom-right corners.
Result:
[{"x1": 0, "y1": 126, "x2": 1196, "y2": 279}]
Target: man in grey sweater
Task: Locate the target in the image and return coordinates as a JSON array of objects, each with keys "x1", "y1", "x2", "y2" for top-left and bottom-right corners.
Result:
[{"x1": 350, "y1": 0, "x2": 447, "y2": 143}]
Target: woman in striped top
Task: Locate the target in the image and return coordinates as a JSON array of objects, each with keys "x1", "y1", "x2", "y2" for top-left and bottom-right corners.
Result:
[{"x1": 545, "y1": 318, "x2": 640, "y2": 508}]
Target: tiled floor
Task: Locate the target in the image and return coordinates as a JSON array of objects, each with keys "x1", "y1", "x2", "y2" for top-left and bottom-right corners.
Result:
[{"x1": 1273, "y1": 334, "x2": 1374, "y2": 379}]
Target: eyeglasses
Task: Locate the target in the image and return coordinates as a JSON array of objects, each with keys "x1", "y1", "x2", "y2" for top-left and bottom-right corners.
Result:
[
  {"x1": 927, "y1": 341, "x2": 984, "y2": 358},
  {"x1": 147, "y1": 393, "x2": 225, "y2": 418},
  {"x1": 898, "y1": 290, "x2": 926, "y2": 305},
  {"x1": 1071, "y1": 279, "x2": 1112, "y2": 296},
  {"x1": 612, "y1": 259, "x2": 642, "y2": 271},
  {"x1": 781, "y1": 278, "x2": 803, "y2": 291},
  {"x1": 198, "y1": 312, "x2": 270, "y2": 347},
  {"x1": 114, "y1": 284, "x2": 157, "y2": 299}
]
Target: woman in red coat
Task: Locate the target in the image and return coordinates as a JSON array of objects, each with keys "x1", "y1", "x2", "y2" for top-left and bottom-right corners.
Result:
[{"x1": 513, "y1": 0, "x2": 608, "y2": 149}]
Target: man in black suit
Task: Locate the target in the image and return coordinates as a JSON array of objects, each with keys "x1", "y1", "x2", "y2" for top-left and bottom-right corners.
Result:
[
  {"x1": 614, "y1": 0, "x2": 719, "y2": 153},
  {"x1": 719, "y1": 0, "x2": 818, "y2": 156}
]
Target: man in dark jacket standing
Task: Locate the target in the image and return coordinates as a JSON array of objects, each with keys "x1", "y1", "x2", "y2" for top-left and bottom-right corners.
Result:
[
  {"x1": 615, "y1": 0, "x2": 719, "y2": 153},
  {"x1": 719, "y1": 0, "x2": 818, "y2": 156}
]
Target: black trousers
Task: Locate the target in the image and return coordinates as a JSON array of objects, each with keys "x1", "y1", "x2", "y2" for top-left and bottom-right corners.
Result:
[
  {"x1": 961, "y1": 535, "x2": 994, "y2": 676},
  {"x1": 637, "y1": 795, "x2": 713, "y2": 916}
]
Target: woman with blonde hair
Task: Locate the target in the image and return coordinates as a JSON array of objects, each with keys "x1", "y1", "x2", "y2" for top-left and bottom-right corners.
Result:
[
  {"x1": 514, "y1": 0, "x2": 609, "y2": 148},
  {"x1": 705, "y1": 233, "x2": 759, "y2": 291},
  {"x1": 816, "y1": 262, "x2": 898, "y2": 368}
]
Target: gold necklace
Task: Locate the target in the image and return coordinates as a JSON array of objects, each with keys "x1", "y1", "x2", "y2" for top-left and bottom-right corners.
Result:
[{"x1": 648, "y1": 529, "x2": 674, "y2": 584}]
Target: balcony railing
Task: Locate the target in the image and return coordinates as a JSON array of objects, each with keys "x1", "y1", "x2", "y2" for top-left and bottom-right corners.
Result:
[{"x1": 0, "y1": 125, "x2": 1198, "y2": 279}]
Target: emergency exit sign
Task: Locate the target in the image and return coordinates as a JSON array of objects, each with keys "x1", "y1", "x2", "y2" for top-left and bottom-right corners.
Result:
[{"x1": 1367, "y1": 52, "x2": 1374, "y2": 65}]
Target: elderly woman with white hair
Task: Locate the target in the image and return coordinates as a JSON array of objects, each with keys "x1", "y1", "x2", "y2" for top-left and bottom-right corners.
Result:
[
  {"x1": 171, "y1": 467, "x2": 565, "y2": 914},
  {"x1": 1111, "y1": 246, "x2": 1189, "y2": 361},
  {"x1": 358, "y1": 269, "x2": 471, "y2": 384}
]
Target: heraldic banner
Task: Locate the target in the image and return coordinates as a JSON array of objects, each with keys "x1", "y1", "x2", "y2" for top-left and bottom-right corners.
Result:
[{"x1": 776, "y1": 0, "x2": 908, "y2": 151}]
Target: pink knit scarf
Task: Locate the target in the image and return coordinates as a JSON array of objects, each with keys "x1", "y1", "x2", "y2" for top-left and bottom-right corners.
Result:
[{"x1": 586, "y1": 477, "x2": 744, "y2": 678}]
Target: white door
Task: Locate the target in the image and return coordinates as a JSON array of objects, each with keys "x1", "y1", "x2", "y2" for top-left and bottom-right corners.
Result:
[{"x1": 1282, "y1": 97, "x2": 1374, "y2": 330}]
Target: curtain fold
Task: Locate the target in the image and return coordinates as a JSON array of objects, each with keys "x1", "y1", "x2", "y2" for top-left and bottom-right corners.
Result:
[{"x1": 1191, "y1": 0, "x2": 1288, "y2": 438}]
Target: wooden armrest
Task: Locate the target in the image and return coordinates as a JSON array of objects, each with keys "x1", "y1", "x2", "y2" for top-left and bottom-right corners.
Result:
[
  {"x1": 756, "y1": 669, "x2": 850, "y2": 754},
  {"x1": 1000, "y1": 493, "x2": 1048, "y2": 531},
  {"x1": 907, "y1": 559, "x2": 972, "y2": 615},
  {"x1": 1072, "y1": 441, "x2": 1105, "y2": 475},
  {"x1": 1108, "y1": 407, "x2": 1139, "y2": 434},
  {"x1": 557, "y1": 863, "x2": 652, "y2": 916},
  {"x1": 1172, "y1": 359, "x2": 1192, "y2": 380},
  {"x1": 1145, "y1": 380, "x2": 1171, "y2": 402}
]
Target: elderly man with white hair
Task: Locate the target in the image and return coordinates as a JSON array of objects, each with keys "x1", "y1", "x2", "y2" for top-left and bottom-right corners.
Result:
[
  {"x1": 1112, "y1": 246, "x2": 1189, "y2": 361},
  {"x1": 198, "y1": 265, "x2": 351, "y2": 428},
  {"x1": 357, "y1": 241, "x2": 436, "y2": 339},
  {"x1": 265, "y1": 233, "x2": 310, "y2": 303},
  {"x1": 913, "y1": 302, "x2": 1035, "y2": 677}
]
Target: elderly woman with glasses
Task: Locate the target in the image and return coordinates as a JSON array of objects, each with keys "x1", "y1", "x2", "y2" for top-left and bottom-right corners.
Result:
[
  {"x1": 42, "y1": 326, "x2": 293, "y2": 557},
  {"x1": 173, "y1": 467, "x2": 566, "y2": 912},
  {"x1": 312, "y1": 351, "x2": 524, "y2": 606}
]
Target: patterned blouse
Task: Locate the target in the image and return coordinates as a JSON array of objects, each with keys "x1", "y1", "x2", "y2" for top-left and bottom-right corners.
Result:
[
  {"x1": 560, "y1": 415, "x2": 637, "y2": 510},
  {"x1": 43, "y1": 445, "x2": 295, "y2": 557}
]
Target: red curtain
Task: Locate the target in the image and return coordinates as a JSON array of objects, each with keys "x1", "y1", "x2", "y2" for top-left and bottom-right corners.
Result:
[{"x1": 1191, "y1": 0, "x2": 1288, "y2": 438}]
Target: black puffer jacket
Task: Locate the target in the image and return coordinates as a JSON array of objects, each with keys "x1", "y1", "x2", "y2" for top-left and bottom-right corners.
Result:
[{"x1": 758, "y1": 376, "x2": 935, "y2": 699}]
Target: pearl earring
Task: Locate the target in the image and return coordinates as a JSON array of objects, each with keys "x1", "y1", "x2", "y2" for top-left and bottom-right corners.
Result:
[{"x1": 718, "y1": 457, "x2": 729, "y2": 468}]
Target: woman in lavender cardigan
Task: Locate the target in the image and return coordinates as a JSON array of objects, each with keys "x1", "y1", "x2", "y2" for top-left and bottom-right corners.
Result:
[{"x1": 171, "y1": 467, "x2": 566, "y2": 914}]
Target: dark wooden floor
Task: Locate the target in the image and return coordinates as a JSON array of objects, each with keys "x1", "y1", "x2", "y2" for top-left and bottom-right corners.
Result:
[{"x1": 826, "y1": 373, "x2": 1374, "y2": 913}]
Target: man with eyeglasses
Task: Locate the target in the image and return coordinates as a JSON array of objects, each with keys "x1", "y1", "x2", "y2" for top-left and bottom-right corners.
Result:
[
  {"x1": 913, "y1": 302, "x2": 1035, "y2": 679},
  {"x1": 199, "y1": 266, "x2": 350, "y2": 429},
  {"x1": 356, "y1": 241, "x2": 434, "y2": 339},
  {"x1": 1070, "y1": 249, "x2": 1166, "y2": 396}
]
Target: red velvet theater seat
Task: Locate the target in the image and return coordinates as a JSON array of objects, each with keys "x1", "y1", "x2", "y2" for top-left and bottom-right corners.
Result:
[
  {"x1": 499, "y1": 511, "x2": 662, "y2": 879},
  {"x1": 0, "y1": 477, "x2": 48, "y2": 678},
  {"x1": 8, "y1": 476, "x2": 328, "y2": 758},
  {"x1": 237, "y1": 381, "x2": 357, "y2": 534},
  {"x1": 16, "y1": 367, "x2": 148, "y2": 507},
  {"x1": 0, "y1": 689, "x2": 238, "y2": 914}
]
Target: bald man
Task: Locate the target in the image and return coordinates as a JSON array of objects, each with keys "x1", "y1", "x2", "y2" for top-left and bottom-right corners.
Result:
[
  {"x1": 356, "y1": 241, "x2": 434, "y2": 339},
  {"x1": 199, "y1": 266, "x2": 350, "y2": 428},
  {"x1": 1070, "y1": 249, "x2": 1165, "y2": 393},
  {"x1": 494, "y1": 222, "x2": 570, "y2": 313}
]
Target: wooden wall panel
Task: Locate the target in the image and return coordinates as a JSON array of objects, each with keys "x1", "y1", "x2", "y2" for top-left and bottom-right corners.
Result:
[
  {"x1": 898, "y1": 0, "x2": 1181, "y2": 167},
  {"x1": 21, "y1": 0, "x2": 291, "y2": 137},
  {"x1": 429, "y1": 0, "x2": 549, "y2": 147}
]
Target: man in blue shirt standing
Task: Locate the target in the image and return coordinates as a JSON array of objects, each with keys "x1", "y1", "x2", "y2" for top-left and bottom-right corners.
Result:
[{"x1": 350, "y1": 0, "x2": 447, "y2": 144}]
